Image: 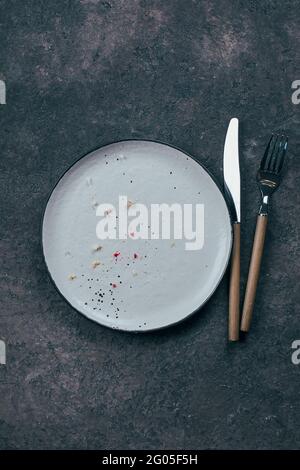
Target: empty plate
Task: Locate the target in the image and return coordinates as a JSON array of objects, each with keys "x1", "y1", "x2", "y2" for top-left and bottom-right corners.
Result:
[{"x1": 42, "y1": 140, "x2": 232, "y2": 331}]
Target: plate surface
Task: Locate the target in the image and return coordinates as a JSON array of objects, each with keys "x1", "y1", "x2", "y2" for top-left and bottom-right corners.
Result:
[{"x1": 42, "y1": 140, "x2": 232, "y2": 331}]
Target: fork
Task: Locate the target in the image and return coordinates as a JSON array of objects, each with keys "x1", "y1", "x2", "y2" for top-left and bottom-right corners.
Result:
[{"x1": 240, "y1": 134, "x2": 288, "y2": 332}]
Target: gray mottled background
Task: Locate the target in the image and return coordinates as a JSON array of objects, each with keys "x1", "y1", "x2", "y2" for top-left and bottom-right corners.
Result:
[{"x1": 0, "y1": 0, "x2": 300, "y2": 450}]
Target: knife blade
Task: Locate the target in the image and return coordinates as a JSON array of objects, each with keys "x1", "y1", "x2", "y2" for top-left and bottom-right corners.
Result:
[
  {"x1": 224, "y1": 118, "x2": 240, "y2": 223},
  {"x1": 223, "y1": 117, "x2": 241, "y2": 341}
]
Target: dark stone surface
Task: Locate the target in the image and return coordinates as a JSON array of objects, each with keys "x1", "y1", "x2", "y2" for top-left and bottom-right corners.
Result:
[{"x1": 0, "y1": 0, "x2": 300, "y2": 450}]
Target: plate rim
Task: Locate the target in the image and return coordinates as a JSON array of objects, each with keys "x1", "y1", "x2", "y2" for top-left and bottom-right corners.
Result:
[{"x1": 41, "y1": 138, "x2": 233, "y2": 333}]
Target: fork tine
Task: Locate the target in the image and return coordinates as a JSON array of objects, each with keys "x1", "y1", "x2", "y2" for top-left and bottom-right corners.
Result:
[
  {"x1": 260, "y1": 134, "x2": 275, "y2": 170},
  {"x1": 269, "y1": 134, "x2": 283, "y2": 172},
  {"x1": 274, "y1": 136, "x2": 288, "y2": 173},
  {"x1": 264, "y1": 134, "x2": 278, "y2": 171}
]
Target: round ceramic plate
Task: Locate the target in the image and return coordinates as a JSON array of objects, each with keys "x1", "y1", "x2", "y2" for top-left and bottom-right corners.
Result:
[{"x1": 42, "y1": 140, "x2": 232, "y2": 332}]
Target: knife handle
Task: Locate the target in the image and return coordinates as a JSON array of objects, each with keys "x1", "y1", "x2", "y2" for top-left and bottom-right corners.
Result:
[
  {"x1": 241, "y1": 214, "x2": 268, "y2": 332},
  {"x1": 229, "y1": 222, "x2": 240, "y2": 341}
]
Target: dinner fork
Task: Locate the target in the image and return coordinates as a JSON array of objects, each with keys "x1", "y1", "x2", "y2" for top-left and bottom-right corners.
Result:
[{"x1": 241, "y1": 134, "x2": 288, "y2": 332}]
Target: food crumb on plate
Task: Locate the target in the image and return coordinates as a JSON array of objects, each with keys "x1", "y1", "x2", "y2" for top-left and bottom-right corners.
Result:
[
  {"x1": 113, "y1": 251, "x2": 120, "y2": 258},
  {"x1": 127, "y1": 200, "x2": 134, "y2": 208},
  {"x1": 92, "y1": 244, "x2": 102, "y2": 252},
  {"x1": 133, "y1": 253, "x2": 138, "y2": 259},
  {"x1": 92, "y1": 260, "x2": 101, "y2": 269},
  {"x1": 68, "y1": 274, "x2": 77, "y2": 280}
]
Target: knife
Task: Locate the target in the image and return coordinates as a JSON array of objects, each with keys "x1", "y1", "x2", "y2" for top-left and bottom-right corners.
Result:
[{"x1": 223, "y1": 118, "x2": 241, "y2": 341}]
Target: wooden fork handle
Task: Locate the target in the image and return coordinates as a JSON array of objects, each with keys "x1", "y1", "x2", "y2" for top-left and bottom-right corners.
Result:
[
  {"x1": 229, "y1": 222, "x2": 241, "y2": 341},
  {"x1": 241, "y1": 214, "x2": 268, "y2": 332}
]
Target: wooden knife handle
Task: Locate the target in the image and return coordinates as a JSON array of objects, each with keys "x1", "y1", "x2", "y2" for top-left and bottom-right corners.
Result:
[
  {"x1": 229, "y1": 222, "x2": 241, "y2": 341},
  {"x1": 241, "y1": 214, "x2": 268, "y2": 332}
]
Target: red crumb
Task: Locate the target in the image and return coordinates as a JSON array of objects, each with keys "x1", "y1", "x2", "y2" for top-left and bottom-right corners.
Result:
[
  {"x1": 113, "y1": 251, "x2": 120, "y2": 258},
  {"x1": 112, "y1": 283, "x2": 117, "y2": 288},
  {"x1": 133, "y1": 253, "x2": 138, "y2": 259}
]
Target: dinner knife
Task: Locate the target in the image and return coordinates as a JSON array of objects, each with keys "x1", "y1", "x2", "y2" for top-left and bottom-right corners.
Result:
[{"x1": 223, "y1": 118, "x2": 241, "y2": 341}]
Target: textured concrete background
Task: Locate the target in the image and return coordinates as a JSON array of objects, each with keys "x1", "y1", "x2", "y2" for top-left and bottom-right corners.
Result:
[{"x1": 0, "y1": 0, "x2": 300, "y2": 450}]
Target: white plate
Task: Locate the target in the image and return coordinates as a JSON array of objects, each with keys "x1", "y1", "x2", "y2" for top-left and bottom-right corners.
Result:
[{"x1": 42, "y1": 140, "x2": 232, "y2": 332}]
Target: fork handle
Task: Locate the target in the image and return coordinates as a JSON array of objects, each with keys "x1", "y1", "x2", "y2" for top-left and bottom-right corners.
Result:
[
  {"x1": 229, "y1": 222, "x2": 241, "y2": 341},
  {"x1": 241, "y1": 214, "x2": 268, "y2": 332}
]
